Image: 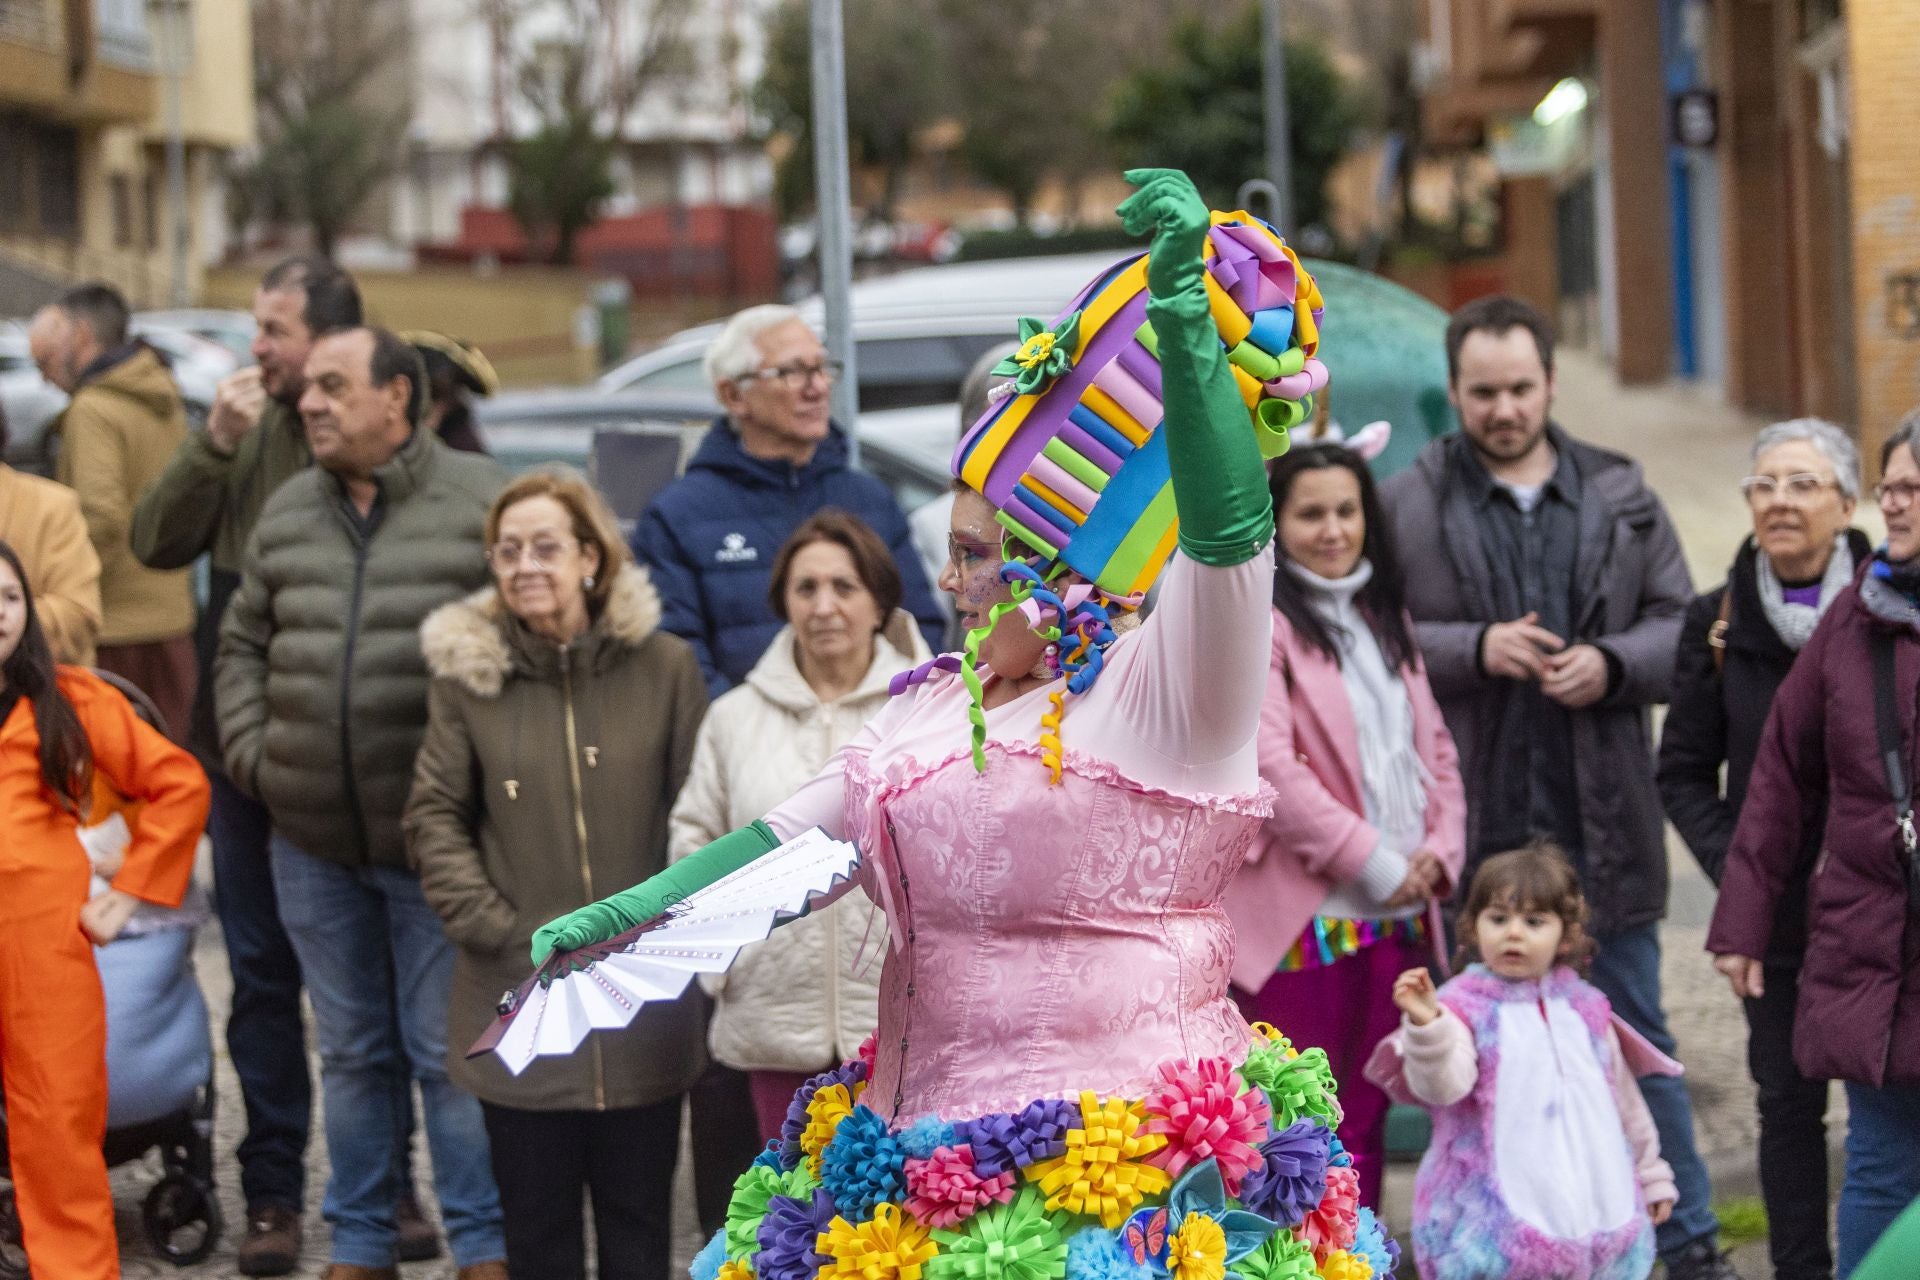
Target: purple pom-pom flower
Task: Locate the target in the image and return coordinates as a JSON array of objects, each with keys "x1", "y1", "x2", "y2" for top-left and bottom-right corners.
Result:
[
  {"x1": 755, "y1": 1189, "x2": 837, "y2": 1280},
  {"x1": 779, "y1": 1061, "x2": 870, "y2": 1171},
  {"x1": 956, "y1": 1097, "x2": 1082, "y2": 1179},
  {"x1": 1235, "y1": 1120, "x2": 1332, "y2": 1229}
]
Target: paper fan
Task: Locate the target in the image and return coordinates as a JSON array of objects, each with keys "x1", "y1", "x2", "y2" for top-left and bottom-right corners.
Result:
[{"x1": 470, "y1": 826, "x2": 861, "y2": 1075}]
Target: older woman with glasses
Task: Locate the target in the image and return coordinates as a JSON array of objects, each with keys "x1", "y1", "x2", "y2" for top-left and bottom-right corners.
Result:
[
  {"x1": 1703, "y1": 411, "x2": 1920, "y2": 1276},
  {"x1": 404, "y1": 466, "x2": 710, "y2": 1280},
  {"x1": 1659, "y1": 418, "x2": 1863, "y2": 1280}
]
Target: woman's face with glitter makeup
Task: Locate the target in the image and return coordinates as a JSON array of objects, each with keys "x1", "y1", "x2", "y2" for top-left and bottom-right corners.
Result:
[{"x1": 938, "y1": 488, "x2": 1052, "y2": 680}]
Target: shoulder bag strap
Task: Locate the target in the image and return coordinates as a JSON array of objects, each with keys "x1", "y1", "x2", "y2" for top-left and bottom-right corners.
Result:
[
  {"x1": 1708, "y1": 589, "x2": 1732, "y2": 675},
  {"x1": 1870, "y1": 628, "x2": 1920, "y2": 904}
]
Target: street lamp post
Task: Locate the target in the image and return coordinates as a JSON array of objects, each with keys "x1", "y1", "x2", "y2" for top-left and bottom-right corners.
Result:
[
  {"x1": 809, "y1": 0, "x2": 859, "y2": 465},
  {"x1": 1261, "y1": 0, "x2": 1294, "y2": 236},
  {"x1": 148, "y1": 0, "x2": 191, "y2": 306}
]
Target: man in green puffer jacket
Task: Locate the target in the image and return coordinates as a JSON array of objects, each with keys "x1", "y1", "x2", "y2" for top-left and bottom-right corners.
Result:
[{"x1": 216, "y1": 325, "x2": 510, "y2": 1279}]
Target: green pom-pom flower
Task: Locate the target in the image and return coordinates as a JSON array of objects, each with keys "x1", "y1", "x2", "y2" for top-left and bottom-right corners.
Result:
[
  {"x1": 929, "y1": 1188, "x2": 1070, "y2": 1280},
  {"x1": 726, "y1": 1164, "x2": 786, "y2": 1259},
  {"x1": 992, "y1": 312, "x2": 1083, "y2": 397},
  {"x1": 1236, "y1": 1230, "x2": 1318, "y2": 1280},
  {"x1": 1240, "y1": 1042, "x2": 1339, "y2": 1130}
]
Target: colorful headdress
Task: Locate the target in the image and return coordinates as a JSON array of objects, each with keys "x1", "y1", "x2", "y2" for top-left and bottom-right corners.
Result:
[{"x1": 906, "y1": 210, "x2": 1326, "y2": 781}]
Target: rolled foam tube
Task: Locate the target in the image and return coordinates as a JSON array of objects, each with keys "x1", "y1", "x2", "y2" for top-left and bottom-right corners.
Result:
[
  {"x1": 1055, "y1": 423, "x2": 1125, "y2": 475},
  {"x1": 1092, "y1": 359, "x2": 1164, "y2": 432},
  {"x1": 1243, "y1": 307, "x2": 1296, "y2": 357},
  {"x1": 1068, "y1": 405, "x2": 1137, "y2": 461},
  {"x1": 1229, "y1": 340, "x2": 1283, "y2": 383},
  {"x1": 1027, "y1": 453, "x2": 1102, "y2": 514}
]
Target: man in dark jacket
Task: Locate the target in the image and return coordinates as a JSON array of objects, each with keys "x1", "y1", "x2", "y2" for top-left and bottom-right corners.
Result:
[
  {"x1": 217, "y1": 326, "x2": 509, "y2": 1280},
  {"x1": 632, "y1": 304, "x2": 944, "y2": 696},
  {"x1": 1660, "y1": 419, "x2": 1864, "y2": 1280},
  {"x1": 1382, "y1": 296, "x2": 1736, "y2": 1280}
]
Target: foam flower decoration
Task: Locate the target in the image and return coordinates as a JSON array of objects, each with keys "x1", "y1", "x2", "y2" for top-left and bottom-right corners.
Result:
[
  {"x1": 1236, "y1": 1232, "x2": 1317, "y2": 1280},
  {"x1": 857, "y1": 1033, "x2": 879, "y2": 1073},
  {"x1": 1066, "y1": 1227, "x2": 1156, "y2": 1280},
  {"x1": 1324, "y1": 1137, "x2": 1351, "y2": 1170},
  {"x1": 783, "y1": 1162, "x2": 823, "y2": 1199},
  {"x1": 928, "y1": 1188, "x2": 1069, "y2": 1280},
  {"x1": 1349, "y1": 1210, "x2": 1395, "y2": 1280},
  {"x1": 694, "y1": 1231, "x2": 730, "y2": 1280},
  {"x1": 818, "y1": 1203, "x2": 940, "y2": 1280},
  {"x1": 719, "y1": 1261, "x2": 757, "y2": 1280},
  {"x1": 1239, "y1": 1042, "x2": 1338, "y2": 1131},
  {"x1": 727, "y1": 1164, "x2": 788, "y2": 1259},
  {"x1": 754, "y1": 1143, "x2": 787, "y2": 1172},
  {"x1": 902, "y1": 1115, "x2": 963, "y2": 1160},
  {"x1": 907, "y1": 1144, "x2": 1020, "y2": 1228},
  {"x1": 1297, "y1": 1167, "x2": 1358, "y2": 1264},
  {"x1": 992, "y1": 312, "x2": 1083, "y2": 396},
  {"x1": 1025, "y1": 1092, "x2": 1172, "y2": 1228},
  {"x1": 1314, "y1": 1251, "x2": 1371, "y2": 1280},
  {"x1": 1161, "y1": 1160, "x2": 1278, "y2": 1280},
  {"x1": 756, "y1": 1190, "x2": 838, "y2": 1280},
  {"x1": 821, "y1": 1105, "x2": 909, "y2": 1219},
  {"x1": 1234, "y1": 1122, "x2": 1331, "y2": 1228},
  {"x1": 1141, "y1": 1058, "x2": 1272, "y2": 1194},
  {"x1": 1166, "y1": 1215, "x2": 1228, "y2": 1280},
  {"x1": 960, "y1": 1098, "x2": 1083, "y2": 1179},
  {"x1": 804, "y1": 1083, "x2": 858, "y2": 1176}
]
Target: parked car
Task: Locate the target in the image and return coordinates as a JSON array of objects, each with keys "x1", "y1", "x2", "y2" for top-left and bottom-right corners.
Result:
[
  {"x1": 128, "y1": 321, "x2": 240, "y2": 423},
  {"x1": 133, "y1": 309, "x2": 256, "y2": 364},
  {"x1": 0, "y1": 324, "x2": 68, "y2": 471}
]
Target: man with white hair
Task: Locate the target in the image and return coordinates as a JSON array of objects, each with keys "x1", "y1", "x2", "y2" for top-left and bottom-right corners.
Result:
[{"x1": 631, "y1": 303, "x2": 942, "y2": 696}]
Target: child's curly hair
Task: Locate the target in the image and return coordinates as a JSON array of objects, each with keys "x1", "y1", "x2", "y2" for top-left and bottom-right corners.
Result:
[{"x1": 1453, "y1": 840, "x2": 1596, "y2": 973}]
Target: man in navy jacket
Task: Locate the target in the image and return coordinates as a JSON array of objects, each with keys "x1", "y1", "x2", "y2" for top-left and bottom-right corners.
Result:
[{"x1": 631, "y1": 304, "x2": 944, "y2": 696}]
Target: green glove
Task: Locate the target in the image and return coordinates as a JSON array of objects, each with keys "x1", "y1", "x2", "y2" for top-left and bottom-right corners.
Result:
[
  {"x1": 530, "y1": 820, "x2": 783, "y2": 966},
  {"x1": 1117, "y1": 168, "x2": 1274, "y2": 567}
]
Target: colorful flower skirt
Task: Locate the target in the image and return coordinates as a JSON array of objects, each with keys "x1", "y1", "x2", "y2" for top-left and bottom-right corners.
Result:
[{"x1": 695, "y1": 1023, "x2": 1400, "y2": 1280}]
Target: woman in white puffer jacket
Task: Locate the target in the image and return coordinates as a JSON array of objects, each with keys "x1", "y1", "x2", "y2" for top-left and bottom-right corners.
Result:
[{"x1": 668, "y1": 511, "x2": 927, "y2": 1141}]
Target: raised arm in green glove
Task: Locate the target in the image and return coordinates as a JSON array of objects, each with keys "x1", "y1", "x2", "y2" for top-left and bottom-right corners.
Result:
[
  {"x1": 1116, "y1": 167, "x2": 1275, "y2": 568},
  {"x1": 529, "y1": 819, "x2": 782, "y2": 966}
]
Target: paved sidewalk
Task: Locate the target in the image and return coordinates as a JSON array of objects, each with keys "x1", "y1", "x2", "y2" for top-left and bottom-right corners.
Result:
[{"x1": 115, "y1": 351, "x2": 1828, "y2": 1277}]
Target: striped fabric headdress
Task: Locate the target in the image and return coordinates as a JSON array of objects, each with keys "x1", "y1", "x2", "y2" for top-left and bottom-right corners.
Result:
[{"x1": 900, "y1": 209, "x2": 1327, "y2": 782}]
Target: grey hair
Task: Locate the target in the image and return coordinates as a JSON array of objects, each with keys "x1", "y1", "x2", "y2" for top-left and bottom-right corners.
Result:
[
  {"x1": 703, "y1": 304, "x2": 810, "y2": 386},
  {"x1": 1882, "y1": 408, "x2": 1920, "y2": 475},
  {"x1": 1752, "y1": 417, "x2": 1861, "y2": 499}
]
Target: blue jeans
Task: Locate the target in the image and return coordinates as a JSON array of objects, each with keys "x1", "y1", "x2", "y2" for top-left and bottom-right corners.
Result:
[
  {"x1": 1839, "y1": 1082, "x2": 1920, "y2": 1276},
  {"x1": 271, "y1": 837, "x2": 504, "y2": 1268},
  {"x1": 1589, "y1": 923, "x2": 1719, "y2": 1260}
]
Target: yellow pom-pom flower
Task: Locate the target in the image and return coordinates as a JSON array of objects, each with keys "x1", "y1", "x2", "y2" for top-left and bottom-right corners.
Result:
[
  {"x1": 1166, "y1": 1213, "x2": 1228, "y2": 1280},
  {"x1": 717, "y1": 1260, "x2": 756, "y2": 1280},
  {"x1": 802, "y1": 1084, "x2": 856, "y2": 1176},
  {"x1": 1316, "y1": 1249, "x2": 1372, "y2": 1280},
  {"x1": 1024, "y1": 1091, "x2": 1172, "y2": 1228},
  {"x1": 817, "y1": 1202, "x2": 939, "y2": 1280}
]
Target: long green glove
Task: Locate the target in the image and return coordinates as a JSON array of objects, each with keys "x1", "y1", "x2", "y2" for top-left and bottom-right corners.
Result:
[
  {"x1": 1116, "y1": 168, "x2": 1275, "y2": 568},
  {"x1": 530, "y1": 820, "x2": 782, "y2": 966}
]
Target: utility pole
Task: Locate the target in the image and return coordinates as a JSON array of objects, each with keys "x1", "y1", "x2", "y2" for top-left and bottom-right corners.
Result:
[
  {"x1": 1261, "y1": 0, "x2": 1294, "y2": 236},
  {"x1": 809, "y1": 0, "x2": 859, "y2": 464}
]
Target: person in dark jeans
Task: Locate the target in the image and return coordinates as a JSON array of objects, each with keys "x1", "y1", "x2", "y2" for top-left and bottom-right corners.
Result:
[
  {"x1": 1382, "y1": 295, "x2": 1741, "y2": 1280},
  {"x1": 1660, "y1": 418, "x2": 1862, "y2": 1280},
  {"x1": 130, "y1": 258, "x2": 441, "y2": 1276}
]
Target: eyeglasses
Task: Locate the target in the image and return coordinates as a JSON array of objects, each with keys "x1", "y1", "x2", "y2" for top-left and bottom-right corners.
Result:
[
  {"x1": 1740, "y1": 472, "x2": 1836, "y2": 504},
  {"x1": 740, "y1": 359, "x2": 844, "y2": 392},
  {"x1": 487, "y1": 537, "x2": 577, "y2": 570},
  {"x1": 946, "y1": 534, "x2": 1001, "y2": 568},
  {"x1": 1876, "y1": 482, "x2": 1920, "y2": 510}
]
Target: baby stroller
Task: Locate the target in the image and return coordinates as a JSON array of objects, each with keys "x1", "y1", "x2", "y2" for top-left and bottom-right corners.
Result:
[{"x1": 0, "y1": 671, "x2": 221, "y2": 1276}]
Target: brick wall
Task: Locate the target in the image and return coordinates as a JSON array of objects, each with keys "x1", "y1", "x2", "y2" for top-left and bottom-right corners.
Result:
[{"x1": 1848, "y1": 0, "x2": 1920, "y2": 463}]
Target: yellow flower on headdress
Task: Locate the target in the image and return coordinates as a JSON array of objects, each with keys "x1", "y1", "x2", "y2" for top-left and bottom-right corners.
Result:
[
  {"x1": 717, "y1": 1260, "x2": 757, "y2": 1280},
  {"x1": 1024, "y1": 1091, "x2": 1171, "y2": 1227},
  {"x1": 802, "y1": 1083, "x2": 856, "y2": 1176},
  {"x1": 817, "y1": 1202, "x2": 939, "y2": 1280},
  {"x1": 991, "y1": 312, "x2": 1082, "y2": 396},
  {"x1": 1167, "y1": 1213, "x2": 1229, "y2": 1280},
  {"x1": 1316, "y1": 1249, "x2": 1372, "y2": 1280}
]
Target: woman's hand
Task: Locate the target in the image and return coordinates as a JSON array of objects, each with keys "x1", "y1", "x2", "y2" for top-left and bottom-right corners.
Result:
[
  {"x1": 1382, "y1": 849, "x2": 1446, "y2": 909},
  {"x1": 1117, "y1": 169, "x2": 1211, "y2": 296},
  {"x1": 1713, "y1": 953, "x2": 1765, "y2": 999},
  {"x1": 1392, "y1": 966, "x2": 1442, "y2": 1026},
  {"x1": 1649, "y1": 1199, "x2": 1674, "y2": 1226},
  {"x1": 80, "y1": 889, "x2": 140, "y2": 945}
]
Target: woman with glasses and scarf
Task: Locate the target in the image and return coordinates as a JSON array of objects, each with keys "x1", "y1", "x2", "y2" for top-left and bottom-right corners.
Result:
[{"x1": 1707, "y1": 411, "x2": 1920, "y2": 1276}]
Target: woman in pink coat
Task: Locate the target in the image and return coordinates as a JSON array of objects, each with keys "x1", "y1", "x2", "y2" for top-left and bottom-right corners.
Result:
[{"x1": 1227, "y1": 440, "x2": 1467, "y2": 1211}]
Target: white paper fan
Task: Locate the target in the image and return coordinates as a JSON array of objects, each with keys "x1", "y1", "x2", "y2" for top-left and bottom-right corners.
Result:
[{"x1": 472, "y1": 827, "x2": 860, "y2": 1075}]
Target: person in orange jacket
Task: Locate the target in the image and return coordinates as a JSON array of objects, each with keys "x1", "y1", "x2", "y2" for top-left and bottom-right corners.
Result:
[{"x1": 0, "y1": 536, "x2": 208, "y2": 1280}]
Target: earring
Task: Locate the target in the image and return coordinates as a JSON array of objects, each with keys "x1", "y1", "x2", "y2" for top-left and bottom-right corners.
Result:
[{"x1": 583, "y1": 574, "x2": 596, "y2": 589}]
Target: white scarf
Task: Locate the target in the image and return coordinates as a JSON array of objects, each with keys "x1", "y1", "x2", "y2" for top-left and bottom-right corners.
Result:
[{"x1": 1755, "y1": 534, "x2": 1853, "y2": 652}]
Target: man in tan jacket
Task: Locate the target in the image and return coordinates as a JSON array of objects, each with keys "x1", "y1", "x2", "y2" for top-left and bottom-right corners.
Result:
[
  {"x1": 0, "y1": 401, "x2": 102, "y2": 664},
  {"x1": 30, "y1": 284, "x2": 194, "y2": 735}
]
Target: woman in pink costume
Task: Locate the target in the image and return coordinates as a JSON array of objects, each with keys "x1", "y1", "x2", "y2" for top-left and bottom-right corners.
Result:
[{"x1": 536, "y1": 171, "x2": 1396, "y2": 1280}]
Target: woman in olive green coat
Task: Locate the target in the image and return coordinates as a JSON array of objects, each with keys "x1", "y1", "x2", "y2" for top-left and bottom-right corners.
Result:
[{"x1": 404, "y1": 466, "x2": 707, "y2": 1280}]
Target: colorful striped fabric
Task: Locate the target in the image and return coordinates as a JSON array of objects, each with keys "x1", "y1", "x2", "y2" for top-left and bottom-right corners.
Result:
[{"x1": 952, "y1": 210, "x2": 1327, "y2": 600}]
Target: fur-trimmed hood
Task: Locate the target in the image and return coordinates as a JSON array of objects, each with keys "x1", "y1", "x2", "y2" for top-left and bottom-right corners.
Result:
[{"x1": 420, "y1": 562, "x2": 663, "y2": 697}]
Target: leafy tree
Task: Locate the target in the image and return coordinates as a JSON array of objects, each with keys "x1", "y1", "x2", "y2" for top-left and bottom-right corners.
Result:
[
  {"x1": 1106, "y1": 8, "x2": 1362, "y2": 231},
  {"x1": 507, "y1": 116, "x2": 617, "y2": 266}
]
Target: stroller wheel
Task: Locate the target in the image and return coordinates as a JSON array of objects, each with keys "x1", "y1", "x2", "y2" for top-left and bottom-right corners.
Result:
[
  {"x1": 142, "y1": 1173, "x2": 222, "y2": 1265},
  {"x1": 0, "y1": 1188, "x2": 27, "y2": 1280}
]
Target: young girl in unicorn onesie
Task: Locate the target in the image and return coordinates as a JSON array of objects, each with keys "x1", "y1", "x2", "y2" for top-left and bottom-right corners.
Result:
[{"x1": 1367, "y1": 843, "x2": 1679, "y2": 1280}]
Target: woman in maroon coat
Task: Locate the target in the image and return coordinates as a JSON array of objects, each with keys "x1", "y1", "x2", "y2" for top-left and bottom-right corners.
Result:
[{"x1": 1710, "y1": 411, "x2": 1920, "y2": 1277}]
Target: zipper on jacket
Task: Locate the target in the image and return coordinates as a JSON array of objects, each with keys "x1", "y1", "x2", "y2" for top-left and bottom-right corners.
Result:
[
  {"x1": 337, "y1": 529, "x2": 372, "y2": 863},
  {"x1": 559, "y1": 647, "x2": 607, "y2": 1110}
]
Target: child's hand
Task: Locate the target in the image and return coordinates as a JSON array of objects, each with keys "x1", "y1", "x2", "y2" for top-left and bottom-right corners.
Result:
[
  {"x1": 1393, "y1": 967, "x2": 1442, "y2": 1026},
  {"x1": 1649, "y1": 1199, "x2": 1674, "y2": 1226},
  {"x1": 80, "y1": 888, "x2": 139, "y2": 945}
]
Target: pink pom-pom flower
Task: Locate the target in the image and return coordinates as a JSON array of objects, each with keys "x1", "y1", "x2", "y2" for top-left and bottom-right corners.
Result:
[
  {"x1": 902, "y1": 1144, "x2": 1018, "y2": 1228},
  {"x1": 1141, "y1": 1057, "x2": 1273, "y2": 1195},
  {"x1": 854, "y1": 1033, "x2": 878, "y2": 1073},
  {"x1": 1298, "y1": 1164, "x2": 1360, "y2": 1263}
]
